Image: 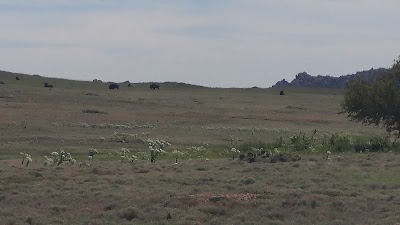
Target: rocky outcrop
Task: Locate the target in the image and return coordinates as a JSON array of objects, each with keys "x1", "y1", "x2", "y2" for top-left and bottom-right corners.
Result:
[{"x1": 272, "y1": 68, "x2": 388, "y2": 89}]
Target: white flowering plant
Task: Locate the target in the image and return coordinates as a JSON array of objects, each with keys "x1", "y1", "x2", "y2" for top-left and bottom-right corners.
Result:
[
  {"x1": 88, "y1": 148, "x2": 98, "y2": 160},
  {"x1": 111, "y1": 132, "x2": 138, "y2": 143},
  {"x1": 45, "y1": 150, "x2": 77, "y2": 166},
  {"x1": 43, "y1": 156, "x2": 53, "y2": 166},
  {"x1": 20, "y1": 152, "x2": 32, "y2": 167},
  {"x1": 172, "y1": 150, "x2": 184, "y2": 164},
  {"x1": 231, "y1": 148, "x2": 240, "y2": 160},
  {"x1": 147, "y1": 139, "x2": 171, "y2": 163},
  {"x1": 326, "y1": 151, "x2": 332, "y2": 161},
  {"x1": 116, "y1": 148, "x2": 138, "y2": 164}
]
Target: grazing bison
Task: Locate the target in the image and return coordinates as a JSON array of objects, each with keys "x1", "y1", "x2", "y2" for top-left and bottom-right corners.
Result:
[
  {"x1": 128, "y1": 83, "x2": 132, "y2": 87},
  {"x1": 16, "y1": 76, "x2": 20, "y2": 81},
  {"x1": 280, "y1": 90, "x2": 285, "y2": 95},
  {"x1": 0, "y1": 81, "x2": 5, "y2": 84},
  {"x1": 150, "y1": 83, "x2": 159, "y2": 90},
  {"x1": 109, "y1": 83, "x2": 119, "y2": 90},
  {"x1": 44, "y1": 82, "x2": 53, "y2": 88}
]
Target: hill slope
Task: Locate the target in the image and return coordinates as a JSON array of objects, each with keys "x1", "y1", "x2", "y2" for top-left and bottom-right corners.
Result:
[{"x1": 0, "y1": 70, "x2": 205, "y2": 89}]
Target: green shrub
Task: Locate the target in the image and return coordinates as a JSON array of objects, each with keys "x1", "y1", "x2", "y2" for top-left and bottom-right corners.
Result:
[
  {"x1": 353, "y1": 139, "x2": 367, "y2": 153},
  {"x1": 325, "y1": 134, "x2": 353, "y2": 152},
  {"x1": 269, "y1": 137, "x2": 286, "y2": 149},
  {"x1": 391, "y1": 142, "x2": 400, "y2": 152},
  {"x1": 368, "y1": 136, "x2": 390, "y2": 152},
  {"x1": 288, "y1": 130, "x2": 317, "y2": 151},
  {"x1": 239, "y1": 140, "x2": 268, "y2": 153}
]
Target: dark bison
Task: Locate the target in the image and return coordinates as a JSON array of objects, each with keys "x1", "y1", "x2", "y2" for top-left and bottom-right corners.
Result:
[
  {"x1": 44, "y1": 82, "x2": 53, "y2": 88},
  {"x1": 128, "y1": 83, "x2": 132, "y2": 87},
  {"x1": 109, "y1": 83, "x2": 119, "y2": 89},
  {"x1": 0, "y1": 81, "x2": 5, "y2": 84},
  {"x1": 280, "y1": 90, "x2": 285, "y2": 95},
  {"x1": 150, "y1": 83, "x2": 159, "y2": 90},
  {"x1": 16, "y1": 76, "x2": 20, "y2": 81}
]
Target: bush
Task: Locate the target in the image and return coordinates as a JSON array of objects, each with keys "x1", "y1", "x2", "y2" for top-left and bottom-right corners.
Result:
[
  {"x1": 269, "y1": 137, "x2": 286, "y2": 149},
  {"x1": 288, "y1": 130, "x2": 317, "y2": 151},
  {"x1": 324, "y1": 134, "x2": 353, "y2": 152},
  {"x1": 241, "y1": 178, "x2": 256, "y2": 185},
  {"x1": 119, "y1": 207, "x2": 141, "y2": 221},
  {"x1": 239, "y1": 141, "x2": 268, "y2": 153},
  {"x1": 353, "y1": 139, "x2": 367, "y2": 153},
  {"x1": 238, "y1": 132, "x2": 391, "y2": 157},
  {"x1": 368, "y1": 136, "x2": 390, "y2": 152}
]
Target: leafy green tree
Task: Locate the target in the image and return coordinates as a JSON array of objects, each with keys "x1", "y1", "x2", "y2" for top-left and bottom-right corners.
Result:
[{"x1": 341, "y1": 56, "x2": 400, "y2": 135}]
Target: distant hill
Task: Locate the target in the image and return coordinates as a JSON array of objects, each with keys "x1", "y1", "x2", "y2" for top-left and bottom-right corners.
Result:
[
  {"x1": 0, "y1": 70, "x2": 205, "y2": 89},
  {"x1": 272, "y1": 68, "x2": 388, "y2": 89},
  {"x1": 0, "y1": 68, "x2": 390, "y2": 90}
]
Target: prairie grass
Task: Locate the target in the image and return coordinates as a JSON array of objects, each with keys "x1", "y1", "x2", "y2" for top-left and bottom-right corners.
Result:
[
  {"x1": 1, "y1": 154, "x2": 400, "y2": 224},
  {"x1": 0, "y1": 73, "x2": 398, "y2": 224}
]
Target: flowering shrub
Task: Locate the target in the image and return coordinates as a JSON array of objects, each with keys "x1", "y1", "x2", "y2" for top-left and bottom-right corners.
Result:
[
  {"x1": 53, "y1": 121, "x2": 156, "y2": 130},
  {"x1": 116, "y1": 148, "x2": 138, "y2": 163},
  {"x1": 20, "y1": 152, "x2": 32, "y2": 167},
  {"x1": 147, "y1": 139, "x2": 171, "y2": 163},
  {"x1": 172, "y1": 150, "x2": 184, "y2": 164},
  {"x1": 230, "y1": 148, "x2": 240, "y2": 160},
  {"x1": 45, "y1": 150, "x2": 76, "y2": 166},
  {"x1": 111, "y1": 132, "x2": 138, "y2": 143},
  {"x1": 186, "y1": 145, "x2": 208, "y2": 159},
  {"x1": 286, "y1": 130, "x2": 317, "y2": 152},
  {"x1": 89, "y1": 148, "x2": 98, "y2": 159},
  {"x1": 43, "y1": 156, "x2": 53, "y2": 166},
  {"x1": 326, "y1": 151, "x2": 332, "y2": 161}
]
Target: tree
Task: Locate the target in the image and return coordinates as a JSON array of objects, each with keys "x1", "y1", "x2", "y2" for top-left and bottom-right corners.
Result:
[{"x1": 341, "y1": 56, "x2": 400, "y2": 135}]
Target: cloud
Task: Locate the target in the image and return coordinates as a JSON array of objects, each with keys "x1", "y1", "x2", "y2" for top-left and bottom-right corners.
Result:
[{"x1": 0, "y1": 0, "x2": 399, "y2": 87}]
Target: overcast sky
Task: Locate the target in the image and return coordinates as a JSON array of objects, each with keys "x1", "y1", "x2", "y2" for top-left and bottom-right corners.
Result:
[{"x1": 0, "y1": 0, "x2": 399, "y2": 87}]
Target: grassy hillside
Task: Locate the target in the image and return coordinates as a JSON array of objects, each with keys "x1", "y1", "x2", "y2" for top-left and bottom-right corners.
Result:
[
  {"x1": 1, "y1": 71, "x2": 398, "y2": 225},
  {"x1": 0, "y1": 70, "x2": 205, "y2": 91},
  {"x1": 0, "y1": 71, "x2": 385, "y2": 160}
]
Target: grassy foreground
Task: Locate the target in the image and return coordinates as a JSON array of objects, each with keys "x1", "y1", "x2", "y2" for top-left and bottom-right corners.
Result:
[
  {"x1": 1, "y1": 72, "x2": 399, "y2": 224},
  {"x1": 2, "y1": 154, "x2": 400, "y2": 225}
]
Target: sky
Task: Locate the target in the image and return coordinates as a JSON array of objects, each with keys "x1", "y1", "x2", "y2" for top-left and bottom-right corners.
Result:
[{"x1": 0, "y1": 0, "x2": 399, "y2": 88}]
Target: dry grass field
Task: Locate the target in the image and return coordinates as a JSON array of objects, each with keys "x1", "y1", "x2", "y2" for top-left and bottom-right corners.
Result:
[{"x1": 1, "y1": 72, "x2": 399, "y2": 225}]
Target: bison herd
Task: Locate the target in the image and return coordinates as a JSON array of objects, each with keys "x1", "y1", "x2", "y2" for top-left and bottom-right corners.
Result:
[
  {"x1": 5, "y1": 76, "x2": 285, "y2": 96},
  {"x1": 9, "y1": 76, "x2": 160, "y2": 90},
  {"x1": 43, "y1": 80, "x2": 161, "y2": 90},
  {"x1": 6, "y1": 76, "x2": 162, "y2": 91},
  {"x1": 107, "y1": 82, "x2": 160, "y2": 90}
]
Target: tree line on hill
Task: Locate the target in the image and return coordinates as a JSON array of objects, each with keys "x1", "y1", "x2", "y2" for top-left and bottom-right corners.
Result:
[{"x1": 272, "y1": 68, "x2": 388, "y2": 89}]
